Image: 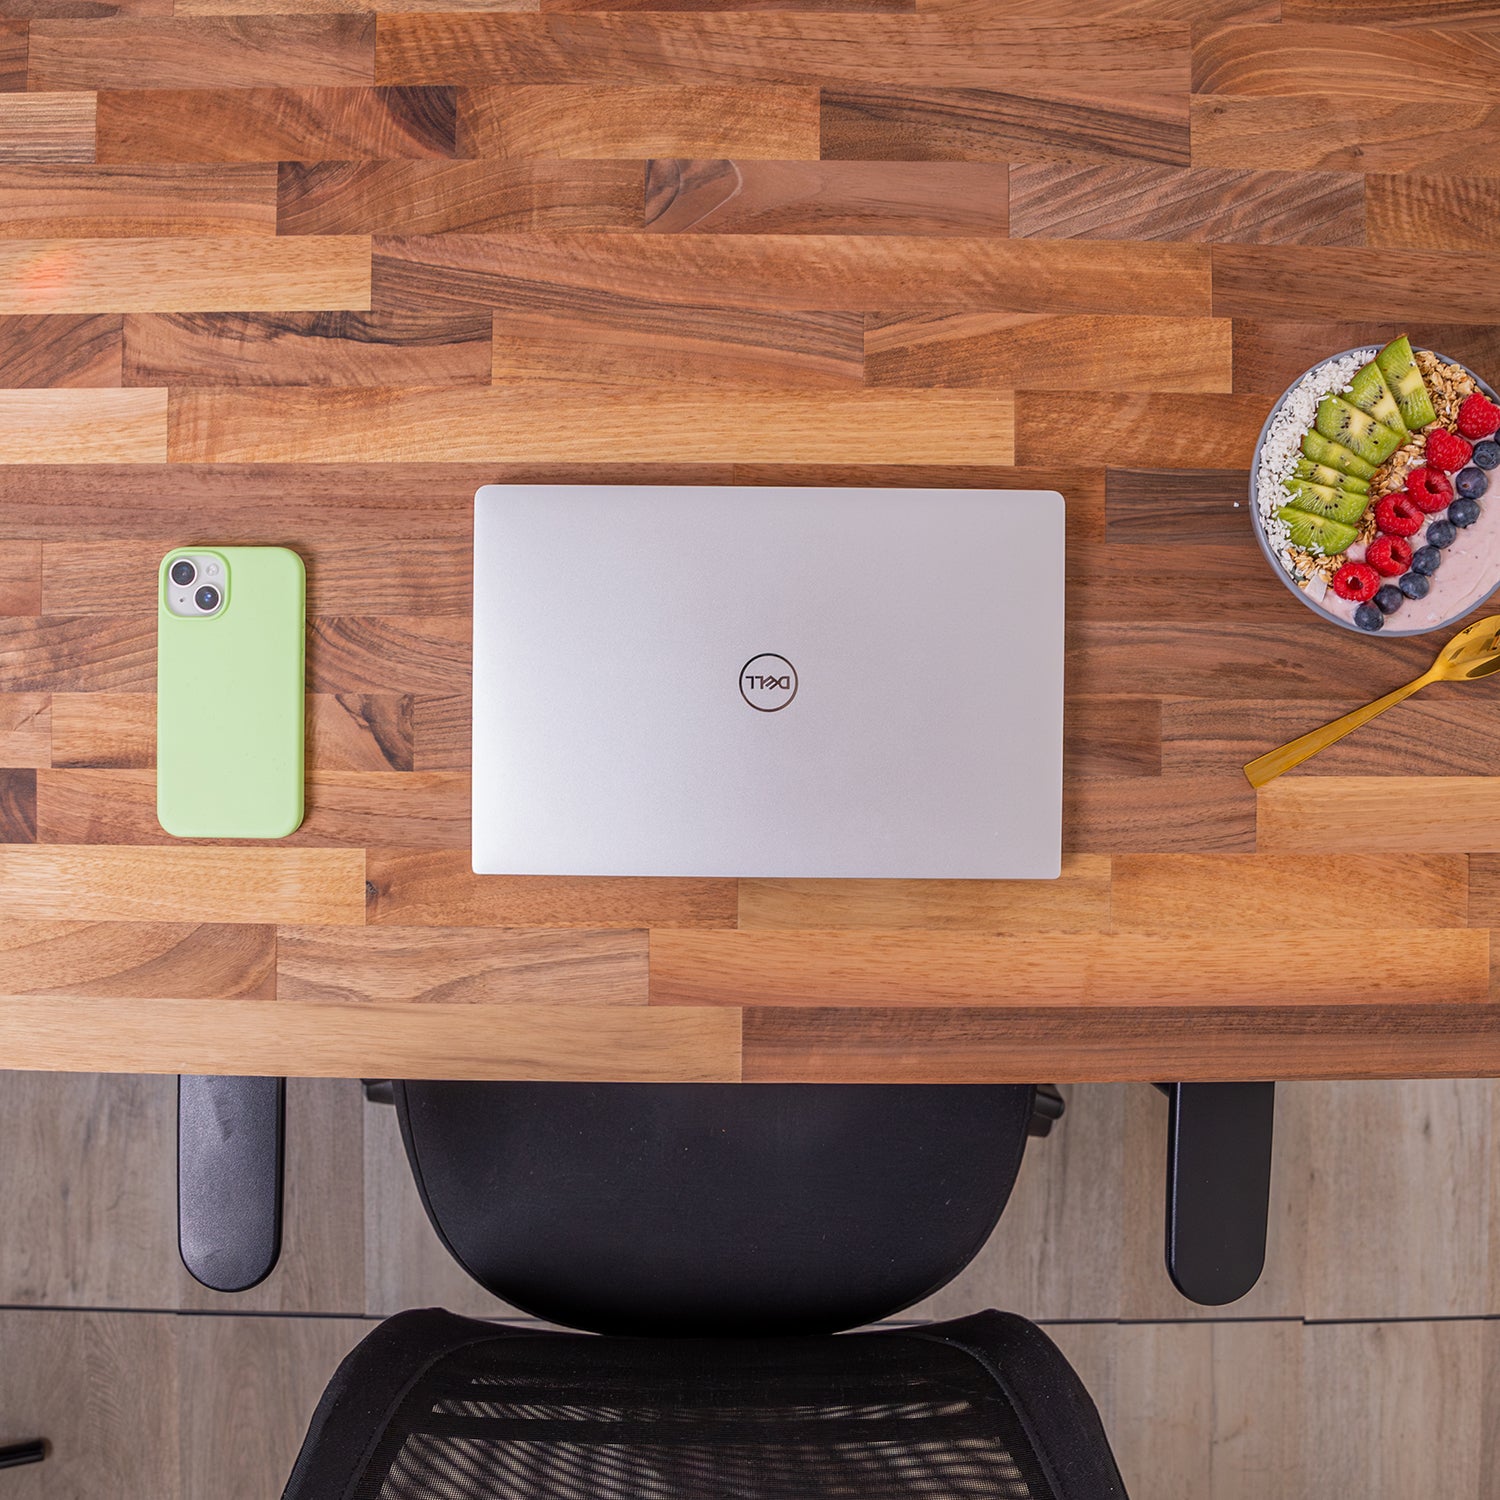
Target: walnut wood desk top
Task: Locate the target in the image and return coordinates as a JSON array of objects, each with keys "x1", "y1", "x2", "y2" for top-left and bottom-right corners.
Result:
[{"x1": 2, "y1": 9, "x2": 1500, "y2": 1082}]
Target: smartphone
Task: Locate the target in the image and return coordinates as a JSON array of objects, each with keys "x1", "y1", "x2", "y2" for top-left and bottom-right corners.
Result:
[{"x1": 157, "y1": 546, "x2": 306, "y2": 839}]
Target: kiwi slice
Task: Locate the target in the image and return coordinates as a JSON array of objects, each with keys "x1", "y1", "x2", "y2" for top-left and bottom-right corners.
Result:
[
  {"x1": 1292, "y1": 457, "x2": 1369, "y2": 495},
  {"x1": 1347, "y1": 360, "x2": 1408, "y2": 434},
  {"x1": 1276, "y1": 506, "x2": 1359, "y2": 555},
  {"x1": 1279, "y1": 480, "x2": 1367, "y2": 526},
  {"x1": 1374, "y1": 335, "x2": 1438, "y2": 430},
  {"x1": 1301, "y1": 429, "x2": 1378, "y2": 480},
  {"x1": 1315, "y1": 394, "x2": 1403, "y2": 465}
]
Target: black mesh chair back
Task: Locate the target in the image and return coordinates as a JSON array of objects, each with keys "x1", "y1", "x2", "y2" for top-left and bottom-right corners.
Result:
[
  {"x1": 283, "y1": 1308, "x2": 1127, "y2": 1500},
  {"x1": 395, "y1": 1081, "x2": 1039, "y2": 1335}
]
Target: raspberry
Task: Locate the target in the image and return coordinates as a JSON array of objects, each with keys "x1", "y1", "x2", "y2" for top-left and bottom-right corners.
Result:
[
  {"x1": 1406, "y1": 466, "x2": 1455, "y2": 513},
  {"x1": 1365, "y1": 535, "x2": 1413, "y2": 577},
  {"x1": 1457, "y1": 392, "x2": 1500, "y2": 440},
  {"x1": 1332, "y1": 561, "x2": 1380, "y2": 603},
  {"x1": 1374, "y1": 492, "x2": 1424, "y2": 537},
  {"x1": 1424, "y1": 429, "x2": 1473, "y2": 472}
]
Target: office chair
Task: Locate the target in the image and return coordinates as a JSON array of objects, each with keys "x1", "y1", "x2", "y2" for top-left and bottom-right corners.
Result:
[
  {"x1": 281, "y1": 1307, "x2": 1127, "y2": 1500},
  {"x1": 180, "y1": 1077, "x2": 1272, "y2": 1309}
]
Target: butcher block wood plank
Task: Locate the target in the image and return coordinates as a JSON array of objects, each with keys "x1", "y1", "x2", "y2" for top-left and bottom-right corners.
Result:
[
  {"x1": 1016, "y1": 391, "x2": 1265, "y2": 467},
  {"x1": 96, "y1": 87, "x2": 456, "y2": 165},
  {"x1": 307, "y1": 616, "x2": 470, "y2": 694},
  {"x1": 277, "y1": 160, "x2": 641, "y2": 233},
  {"x1": 0, "y1": 770, "x2": 36, "y2": 843},
  {"x1": 0, "y1": 389, "x2": 164, "y2": 462},
  {"x1": 459, "y1": 84, "x2": 818, "y2": 158},
  {"x1": 0, "y1": 997, "x2": 742, "y2": 1079},
  {"x1": 1259, "y1": 780, "x2": 1500, "y2": 855},
  {"x1": 0, "y1": 165, "x2": 275, "y2": 238},
  {"x1": 1230, "y1": 321, "x2": 1500, "y2": 398},
  {"x1": 376, "y1": 15, "x2": 1190, "y2": 91},
  {"x1": 820, "y1": 87, "x2": 1189, "y2": 167},
  {"x1": 738, "y1": 855, "x2": 1113, "y2": 932},
  {"x1": 1366, "y1": 174, "x2": 1500, "y2": 253},
  {"x1": 0, "y1": 696, "x2": 50, "y2": 769},
  {"x1": 1105, "y1": 469, "x2": 1248, "y2": 544},
  {"x1": 0, "y1": 845, "x2": 365, "y2": 924},
  {"x1": 1192, "y1": 23, "x2": 1500, "y2": 102},
  {"x1": 1212, "y1": 246, "x2": 1500, "y2": 324},
  {"x1": 1191, "y1": 96, "x2": 1500, "y2": 177},
  {"x1": 0, "y1": 919, "x2": 275, "y2": 1000},
  {"x1": 0, "y1": 238, "x2": 371, "y2": 314},
  {"x1": 0, "y1": 315, "x2": 122, "y2": 387},
  {"x1": 1112, "y1": 854, "x2": 1470, "y2": 932},
  {"x1": 47, "y1": 694, "x2": 155, "y2": 768},
  {"x1": 1008, "y1": 163, "x2": 1364, "y2": 247},
  {"x1": 651, "y1": 930, "x2": 1490, "y2": 1007},
  {"x1": 372, "y1": 233, "x2": 1211, "y2": 315},
  {"x1": 0, "y1": 95, "x2": 95, "y2": 165},
  {"x1": 865, "y1": 313, "x2": 1230, "y2": 392},
  {"x1": 492, "y1": 300, "x2": 864, "y2": 388},
  {"x1": 1164, "y1": 697, "x2": 1500, "y2": 780},
  {"x1": 169, "y1": 385, "x2": 1015, "y2": 464},
  {"x1": 0, "y1": 541, "x2": 40, "y2": 615},
  {"x1": 0, "y1": 22, "x2": 24, "y2": 93},
  {"x1": 1066, "y1": 773, "x2": 1258, "y2": 855},
  {"x1": 644, "y1": 160, "x2": 1009, "y2": 235},
  {"x1": 35, "y1": 767, "x2": 470, "y2": 848},
  {"x1": 123, "y1": 312, "x2": 490, "y2": 387},
  {"x1": 277, "y1": 925, "x2": 647, "y2": 1005},
  {"x1": 740, "y1": 1006, "x2": 1500, "y2": 1083},
  {"x1": 28, "y1": 17, "x2": 375, "y2": 91},
  {"x1": 366, "y1": 848, "x2": 737, "y2": 929}
]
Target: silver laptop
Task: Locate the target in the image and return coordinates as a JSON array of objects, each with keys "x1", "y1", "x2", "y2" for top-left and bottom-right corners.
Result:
[{"x1": 472, "y1": 485, "x2": 1065, "y2": 879}]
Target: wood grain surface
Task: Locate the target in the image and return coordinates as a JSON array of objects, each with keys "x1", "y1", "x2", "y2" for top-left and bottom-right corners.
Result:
[{"x1": 2, "y1": 4, "x2": 1499, "y2": 1082}]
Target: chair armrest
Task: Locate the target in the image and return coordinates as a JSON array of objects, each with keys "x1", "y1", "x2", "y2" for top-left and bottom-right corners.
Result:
[
  {"x1": 177, "y1": 1075, "x2": 285, "y2": 1293},
  {"x1": 1162, "y1": 1081, "x2": 1275, "y2": 1306}
]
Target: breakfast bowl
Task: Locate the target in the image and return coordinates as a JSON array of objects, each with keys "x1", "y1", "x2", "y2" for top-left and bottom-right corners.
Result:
[{"x1": 1249, "y1": 340, "x2": 1500, "y2": 636}]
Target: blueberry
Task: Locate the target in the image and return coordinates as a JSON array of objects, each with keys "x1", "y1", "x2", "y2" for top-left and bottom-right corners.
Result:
[
  {"x1": 1428, "y1": 519, "x2": 1458, "y2": 549},
  {"x1": 1474, "y1": 440, "x2": 1500, "y2": 471},
  {"x1": 1456, "y1": 466, "x2": 1490, "y2": 500},
  {"x1": 1450, "y1": 496, "x2": 1481, "y2": 528},
  {"x1": 1374, "y1": 584, "x2": 1404, "y2": 614},
  {"x1": 1354, "y1": 602, "x2": 1385, "y2": 632},
  {"x1": 1411, "y1": 545, "x2": 1441, "y2": 576},
  {"x1": 1398, "y1": 571, "x2": 1430, "y2": 600}
]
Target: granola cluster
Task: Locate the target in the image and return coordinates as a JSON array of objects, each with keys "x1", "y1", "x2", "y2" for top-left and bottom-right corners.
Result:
[{"x1": 1415, "y1": 348, "x2": 1478, "y2": 429}]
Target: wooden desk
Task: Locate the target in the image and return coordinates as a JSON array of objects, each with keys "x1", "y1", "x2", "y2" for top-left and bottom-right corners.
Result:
[{"x1": 2, "y1": 12, "x2": 1498, "y2": 1082}]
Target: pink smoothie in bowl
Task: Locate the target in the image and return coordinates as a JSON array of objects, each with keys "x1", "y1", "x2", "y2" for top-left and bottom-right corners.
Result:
[{"x1": 1250, "y1": 343, "x2": 1500, "y2": 637}]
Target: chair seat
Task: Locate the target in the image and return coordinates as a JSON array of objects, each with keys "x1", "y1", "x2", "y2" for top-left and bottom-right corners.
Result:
[
  {"x1": 282, "y1": 1308, "x2": 1128, "y2": 1500},
  {"x1": 396, "y1": 1081, "x2": 1037, "y2": 1335}
]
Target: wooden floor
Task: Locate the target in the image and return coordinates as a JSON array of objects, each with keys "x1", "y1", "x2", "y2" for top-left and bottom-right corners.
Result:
[
  {"x1": 4, "y1": 4, "x2": 1500, "y2": 1079},
  {"x1": 0, "y1": 1072, "x2": 1497, "y2": 1497}
]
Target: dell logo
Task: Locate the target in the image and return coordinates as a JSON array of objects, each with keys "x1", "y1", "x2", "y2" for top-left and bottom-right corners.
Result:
[{"x1": 740, "y1": 653, "x2": 798, "y2": 713}]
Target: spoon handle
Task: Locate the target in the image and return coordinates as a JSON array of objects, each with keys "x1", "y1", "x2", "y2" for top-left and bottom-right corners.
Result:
[{"x1": 1243, "y1": 672, "x2": 1434, "y2": 788}]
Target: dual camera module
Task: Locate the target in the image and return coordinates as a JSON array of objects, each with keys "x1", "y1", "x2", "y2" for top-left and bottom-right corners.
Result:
[
  {"x1": 164, "y1": 554, "x2": 226, "y2": 618},
  {"x1": 170, "y1": 558, "x2": 220, "y2": 613}
]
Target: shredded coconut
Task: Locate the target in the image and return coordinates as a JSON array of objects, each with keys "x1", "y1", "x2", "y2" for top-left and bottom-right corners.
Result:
[{"x1": 1255, "y1": 349, "x2": 1376, "y2": 584}]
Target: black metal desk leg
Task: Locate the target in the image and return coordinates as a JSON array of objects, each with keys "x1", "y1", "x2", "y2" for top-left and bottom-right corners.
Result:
[{"x1": 1162, "y1": 1081, "x2": 1275, "y2": 1306}]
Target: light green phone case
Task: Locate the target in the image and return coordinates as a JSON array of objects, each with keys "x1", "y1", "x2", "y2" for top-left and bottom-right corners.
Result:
[{"x1": 157, "y1": 546, "x2": 306, "y2": 839}]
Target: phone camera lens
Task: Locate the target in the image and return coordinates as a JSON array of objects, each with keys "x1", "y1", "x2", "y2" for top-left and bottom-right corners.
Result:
[
  {"x1": 170, "y1": 560, "x2": 196, "y2": 587},
  {"x1": 194, "y1": 585, "x2": 221, "y2": 612}
]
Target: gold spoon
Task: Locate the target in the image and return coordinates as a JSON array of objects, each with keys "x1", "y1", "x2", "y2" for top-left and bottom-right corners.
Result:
[{"x1": 1243, "y1": 614, "x2": 1500, "y2": 788}]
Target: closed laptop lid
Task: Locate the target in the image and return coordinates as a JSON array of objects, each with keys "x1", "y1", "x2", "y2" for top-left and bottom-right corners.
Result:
[{"x1": 472, "y1": 484, "x2": 1065, "y2": 879}]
